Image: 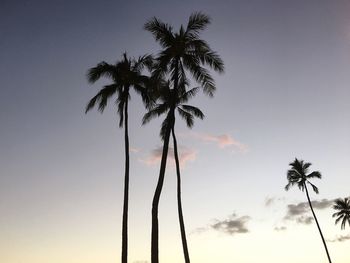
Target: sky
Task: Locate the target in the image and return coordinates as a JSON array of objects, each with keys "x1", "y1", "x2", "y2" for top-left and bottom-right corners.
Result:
[{"x1": 0, "y1": 0, "x2": 350, "y2": 262}]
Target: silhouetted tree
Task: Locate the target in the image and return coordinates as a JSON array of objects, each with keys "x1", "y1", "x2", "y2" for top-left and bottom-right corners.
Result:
[
  {"x1": 144, "y1": 12, "x2": 223, "y2": 263},
  {"x1": 85, "y1": 53, "x2": 152, "y2": 263},
  {"x1": 285, "y1": 158, "x2": 332, "y2": 263},
  {"x1": 332, "y1": 198, "x2": 350, "y2": 230},
  {"x1": 143, "y1": 81, "x2": 203, "y2": 263}
]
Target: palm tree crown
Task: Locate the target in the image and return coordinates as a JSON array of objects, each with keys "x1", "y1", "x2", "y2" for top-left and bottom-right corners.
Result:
[
  {"x1": 142, "y1": 82, "x2": 204, "y2": 138},
  {"x1": 144, "y1": 12, "x2": 224, "y2": 96},
  {"x1": 285, "y1": 158, "x2": 322, "y2": 194},
  {"x1": 85, "y1": 53, "x2": 152, "y2": 121},
  {"x1": 332, "y1": 198, "x2": 350, "y2": 230}
]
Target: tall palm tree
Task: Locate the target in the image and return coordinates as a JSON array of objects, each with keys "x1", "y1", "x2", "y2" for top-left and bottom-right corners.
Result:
[
  {"x1": 332, "y1": 197, "x2": 350, "y2": 230},
  {"x1": 85, "y1": 53, "x2": 152, "y2": 263},
  {"x1": 144, "y1": 12, "x2": 223, "y2": 263},
  {"x1": 143, "y1": 81, "x2": 203, "y2": 263},
  {"x1": 285, "y1": 158, "x2": 332, "y2": 263}
]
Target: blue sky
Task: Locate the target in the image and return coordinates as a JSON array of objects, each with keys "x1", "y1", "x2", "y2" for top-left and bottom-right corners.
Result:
[{"x1": 1, "y1": 1, "x2": 350, "y2": 262}]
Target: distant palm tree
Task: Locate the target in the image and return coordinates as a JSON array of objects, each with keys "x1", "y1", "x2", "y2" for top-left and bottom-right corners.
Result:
[
  {"x1": 85, "y1": 53, "x2": 152, "y2": 263},
  {"x1": 332, "y1": 198, "x2": 350, "y2": 230},
  {"x1": 144, "y1": 12, "x2": 223, "y2": 263},
  {"x1": 143, "y1": 81, "x2": 203, "y2": 263},
  {"x1": 285, "y1": 158, "x2": 332, "y2": 263}
]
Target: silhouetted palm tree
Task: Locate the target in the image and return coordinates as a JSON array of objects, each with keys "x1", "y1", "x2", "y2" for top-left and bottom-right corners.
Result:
[
  {"x1": 332, "y1": 198, "x2": 350, "y2": 230},
  {"x1": 144, "y1": 12, "x2": 223, "y2": 263},
  {"x1": 143, "y1": 81, "x2": 203, "y2": 263},
  {"x1": 85, "y1": 53, "x2": 152, "y2": 263},
  {"x1": 285, "y1": 158, "x2": 332, "y2": 263}
]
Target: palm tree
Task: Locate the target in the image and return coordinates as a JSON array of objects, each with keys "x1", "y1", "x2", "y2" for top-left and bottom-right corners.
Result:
[
  {"x1": 85, "y1": 53, "x2": 152, "y2": 263},
  {"x1": 144, "y1": 12, "x2": 223, "y2": 263},
  {"x1": 285, "y1": 158, "x2": 332, "y2": 263},
  {"x1": 332, "y1": 198, "x2": 350, "y2": 230},
  {"x1": 143, "y1": 80, "x2": 203, "y2": 263}
]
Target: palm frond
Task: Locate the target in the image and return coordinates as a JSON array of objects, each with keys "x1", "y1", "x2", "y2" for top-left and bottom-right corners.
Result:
[
  {"x1": 181, "y1": 105, "x2": 204, "y2": 119},
  {"x1": 183, "y1": 54, "x2": 216, "y2": 96},
  {"x1": 307, "y1": 171, "x2": 322, "y2": 179},
  {"x1": 87, "y1": 62, "x2": 116, "y2": 83},
  {"x1": 196, "y1": 49, "x2": 224, "y2": 73},
  {"x1": 308, "y1": 182, "x2": 319, "y2": 194},
  {"x1": 177, "y1": 107, "x2": 194, "y2": 128},
  {"x1": 186, "y1": 12, "x2": 211, "y2": 34},
  {"x1": 142, "y1": 104, "x2": 168, "y2": 125},
  {"x1": 85, "y1": 84, "x2": 118, "y2": 113},
  {"x1": 144, "y1": 17, "x2": 174, "y2": 48}
]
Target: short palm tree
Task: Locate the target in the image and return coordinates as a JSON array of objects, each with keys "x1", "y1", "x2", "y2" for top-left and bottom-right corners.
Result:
[
  {"x1": 144, "y1": 12, "x2": 223, "y2": 263},
  {"x1": 85, "y1": 53, "x2": 152, "y2": 263},
  {"x1": 332, "y1": 198, "x2": 350, "y2": 230},
  {"x1": 285, "y1": 158, "x2": 332, "y2": 263},
  {"x1": 143, "y1": 80, "x2": 203, "y2": 263}
]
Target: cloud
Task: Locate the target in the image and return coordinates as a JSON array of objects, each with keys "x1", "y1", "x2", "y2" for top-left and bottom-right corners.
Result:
[
  {"x1": 283, "y1": 199, "x2": 335, "y2": 225},
  {"x1": 211, "y1": 213, "x2": 251, "y2": 235},
  {"x1": 130, "y1": 147, "x2": 140, "y2": 153},
  {"x1": 328, "y1": 234, "x2": 350, "y2": 243},
  {"x1": 140, "y1": 146, "x2": 196, "y2": 168},
  {"x1": 264, "y1": 196, "x2": 285, "y2": 207},
  {"x1": 274, "y1": 226, "x2": 287, "y2": 231},
  {"x1": 185, "y1": 132, "x2": 248, "y2": 153}
]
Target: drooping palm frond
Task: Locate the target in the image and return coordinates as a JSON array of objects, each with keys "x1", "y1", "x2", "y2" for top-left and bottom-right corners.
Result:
[
  {"x1": 177, "y1": 107, "x2": 194, "y2": 128},
  {"x1": 181, "y1": 105, "x2": 204, "y2": 119},
  {"x1": 85, "y1": 84, "x2": 118, "y2": 113},
  {"x1": 142, "y1": 104, "x2": 169, "y2": 125},
  {"x1": 182, "y1": 54, "x2": 216, "y2": 96}
]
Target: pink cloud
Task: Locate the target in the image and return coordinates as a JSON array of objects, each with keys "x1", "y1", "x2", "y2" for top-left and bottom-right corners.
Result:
[
  {"x1": 190, "y1": 132, "x2": 248, "y2": 153},
  {"x1": 140, "y1": 146, "x2": 197, "y2": 167},
  {"x1": 130, "y1": 147, "x2": 140, "y2": 153}
]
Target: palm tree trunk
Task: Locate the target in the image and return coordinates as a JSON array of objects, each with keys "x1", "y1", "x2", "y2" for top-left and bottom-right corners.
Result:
[
  {"x1": 171, "y1": 125, "x2": 190, "y2": 263},
  {"x1": 304, "y1": 183, "x2": 332, "y2": 263},
  {"x1": 121, "y1": 98, "x2": 129, "y2": 263},
  {"x1": 151, "y1": 110, "x2": 175, "y2": 263}
]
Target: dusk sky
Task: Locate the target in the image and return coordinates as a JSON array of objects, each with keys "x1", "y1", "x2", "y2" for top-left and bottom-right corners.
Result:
[{"x1": 1, "y1": 0, "x2": 350, "y2": 263}]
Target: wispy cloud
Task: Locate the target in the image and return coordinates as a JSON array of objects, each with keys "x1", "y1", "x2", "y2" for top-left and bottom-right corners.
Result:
[
  {"x1": 283, "y1": 199, "x2": 335, "y2": 225},
  {"x1": 140, "y1": 146, "x2": 196, "y2": 168},
  {"x1": 264, "y1": 196, "x2": 286, "y2": 207},
  {"x1": 328, "y1": 234, "x2": 350, "y2": 243},
  {"x1": 183, "y1": 132, "x2": 248, "y2": 153},
  {"x1": 274, "y1": 226, "x2": 287, "y2": 231},
  {"x1": 130, "y1": 147, "x2": 140, "y2": 153}
]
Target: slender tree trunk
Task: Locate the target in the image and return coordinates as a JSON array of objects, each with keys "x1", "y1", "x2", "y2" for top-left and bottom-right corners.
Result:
[
  {"x1": 151, "y1": 110, "x2": 175, "y2": 263},
  {"x1": 121, "y1": 97, "x2": 129, "y2": 263},
  {"x1": 171, "y1": 125, "x2": 190, "y2": 263},
  {"x1": 304, "y1": 183, "x2": 332, "y2": 263}
]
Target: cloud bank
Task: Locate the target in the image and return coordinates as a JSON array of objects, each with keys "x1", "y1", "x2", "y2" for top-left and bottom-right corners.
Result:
[{"x1": 283, "y1": 199, "x2": 335, "y2": 225}]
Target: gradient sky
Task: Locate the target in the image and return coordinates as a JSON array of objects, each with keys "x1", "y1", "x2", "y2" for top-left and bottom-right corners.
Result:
[{"x1": 1, "y1": 0, "x2": 350, "y2": 263}]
